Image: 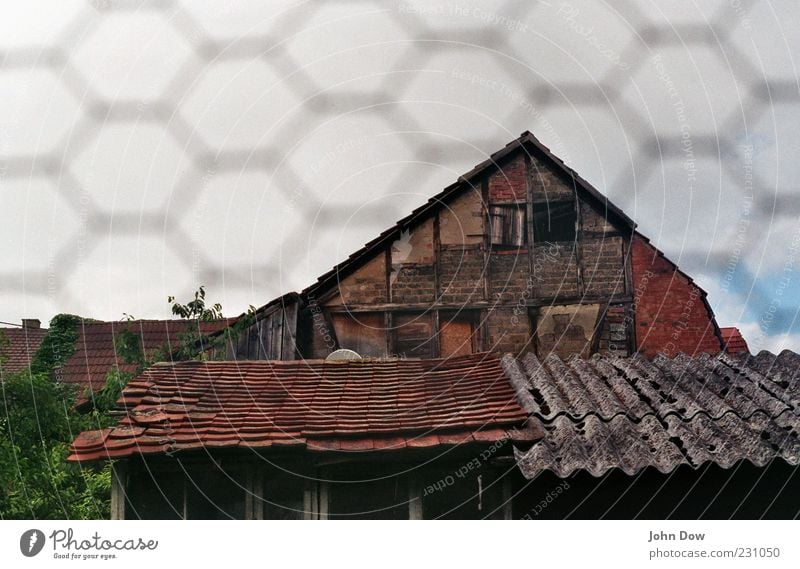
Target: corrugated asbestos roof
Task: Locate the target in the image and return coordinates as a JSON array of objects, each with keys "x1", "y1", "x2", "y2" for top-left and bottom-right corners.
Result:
[
  {"x1": 0, "y1": 326, "x2": 47, "y2": 377},
  {"x1": 504, "y1": 350, "x2": 800, "y2": 478},
  {"x1": 68, "y1": 352, "x2": 536, "y2": 461}
]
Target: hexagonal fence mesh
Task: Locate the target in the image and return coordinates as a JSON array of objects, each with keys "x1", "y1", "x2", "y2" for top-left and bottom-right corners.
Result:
[{"x1": 1, "y1": 0, "x2": 798, "y2": 351}]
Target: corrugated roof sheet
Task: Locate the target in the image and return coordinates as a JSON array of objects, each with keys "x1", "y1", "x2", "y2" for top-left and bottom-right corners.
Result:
[
  {"x1": 505, "y1": 351, "x2": 800, "y2": 478},
  {"x1": 59, "y1": 319, "x2": 237, "y2": 400},
  {"x1": 720, "y1": 327, "x2": 750, "y2": 354},
  {"x1": 68, "y1": 352, "x2": 536, "y2": 461},
  {"x1": 0, "y1": 326, "x2": 47, "y2": 377}
]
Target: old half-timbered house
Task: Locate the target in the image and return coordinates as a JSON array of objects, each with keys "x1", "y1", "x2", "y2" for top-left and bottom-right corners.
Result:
[
  {"x1": 68, "y1": 131, "x2": 800, "y2": 519},
  {"x1": 223, "y1": 131, "x2": 723, "y2": 364}
]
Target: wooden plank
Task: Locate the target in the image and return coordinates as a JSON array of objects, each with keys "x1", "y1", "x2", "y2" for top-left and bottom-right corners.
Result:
[
  {"x1": 408, "y1": 479, "x2": 423, "y2": 520},
  {"x1": 331, "y1": 312, "x2": 386, "y2": 357},
  {"x1": 281, "y1": 300, "x2": 299, "y2": 360},
  {"x1": 110, "y1": 461, "x2": 127, "y2": 520},
  {"x1": 303, "y1": 483, "x2": 315, "y2": 520},
  {"x1": 324, "y1": 296, "x2": 633, "y2": 313},
  {"x1": 318, "y1": 482, "x2": 329, "y2": 520},
  {"x1": 502, "y1": 477, "x2": 513, "y2": 520},
  {"x1": 440, "y1": 319, "x2": 474, "y2": 358},
  {"x1": 393, "y1": 313, "x2": 434, "y2": 358},
  {"x1": 433, "y1": 211, "x2": 441, "y2": 301}
]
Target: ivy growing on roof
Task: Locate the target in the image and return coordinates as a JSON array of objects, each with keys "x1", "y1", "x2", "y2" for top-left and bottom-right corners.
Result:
[
  {"x1": 0, "y1": 314, "x2": 111, "y2": 519},
  {"x1": 28, "y1": 314, "x2": 83, "y2": 375}
]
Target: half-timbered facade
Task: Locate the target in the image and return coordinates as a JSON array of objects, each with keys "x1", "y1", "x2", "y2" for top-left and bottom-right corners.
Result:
[{"x1": 223, "y1": 131, "x2": 723, "y2": 364}]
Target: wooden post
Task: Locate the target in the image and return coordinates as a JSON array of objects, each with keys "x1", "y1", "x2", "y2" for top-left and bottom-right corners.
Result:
[
  {"x1": 110, "y1": 460, "x2": 127, "y2": 520},
  {"x1": 502, "y1": 476, "x2": 513, "y2": 520},
  {"x1": 245, "y1": 464, "x2": 262, "y2": 520},
  {"x1": 318, "y1": 482, "x2": 329, "y2": 520},
  {"x1": 182, "y1": 476, "x2": 188, "y2": 520},
  {"x1": 408, "y1": 480, "x2": 423, "y2": 520},
  {"x1": 303, "y1": 482, "x2": 316, "y2": 520}
]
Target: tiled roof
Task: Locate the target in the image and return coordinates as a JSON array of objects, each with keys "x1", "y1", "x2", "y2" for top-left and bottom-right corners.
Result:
[
  {"x1": 505, "y1": 350, "x2": 800, "y2": 478},
  {"x1": 0, "y1": 326, "x2": 47, "y2": 377},
  {"x1": 60, "y1": 319, "x2": 237, "y2": 399},
  {"x1": 720, "y1": 327, "x2": 750, "y2": 354},
  {"x1": 68, "y1": 353, "x2": 535, "y2": 461}
]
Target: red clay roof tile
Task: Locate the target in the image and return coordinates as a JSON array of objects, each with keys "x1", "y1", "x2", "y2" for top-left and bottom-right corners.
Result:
[
  {"x1": 68, "y1": 352, "x2": 531, "y2": 460},
  {"x1": 0, "y1": 326, "x2": 47, "y2": 378},
  {"x1": 720, "y1": 327, "x2": 750, "y2": 355},
  {"x1": 58, "y1": 318, "x2": 236, "y2": 402}
]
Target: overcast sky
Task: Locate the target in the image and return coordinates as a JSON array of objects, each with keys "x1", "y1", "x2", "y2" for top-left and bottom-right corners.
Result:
[{"x1": 1, "y1": 0, "x2": 799, "y2": 354}]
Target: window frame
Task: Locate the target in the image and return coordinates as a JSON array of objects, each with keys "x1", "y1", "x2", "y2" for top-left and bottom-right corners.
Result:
[{"x1": 488, "y1": 203, "x2": 528, "y2": 248}]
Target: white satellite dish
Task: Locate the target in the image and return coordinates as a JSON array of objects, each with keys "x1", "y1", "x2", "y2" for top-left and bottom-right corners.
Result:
[{"x1": 325, "y1": 349, "x2": 363, "y2": 361}]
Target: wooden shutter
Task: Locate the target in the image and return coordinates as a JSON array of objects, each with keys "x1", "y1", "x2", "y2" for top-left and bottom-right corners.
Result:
[
  {"x1": 509, "y1": 207, "x2": 526, "y2": 246},
  {"x1": 489, "y1": 205, "x2": 526, "y2": 246},
  {"x1": 393, "y1": 313, "x2": 434, "y2": 358},
  {"x1": 439, "y1": 319, "x2": 474, "y2": 358},
  {"x1": 331, "y1": 312, "x2": 386, "y2": 357},
  {"x1": 489, "y1": 206, "x2": 506, "y2": 245}
]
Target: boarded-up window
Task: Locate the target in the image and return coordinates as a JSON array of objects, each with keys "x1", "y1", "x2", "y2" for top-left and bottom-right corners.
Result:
[
  {"x1": 489, "y1": 205, "x2": 527, "y2": 247},
  {"x1": 393, "y1": 313, "x2": 434, "y2": 358},
  {"x1": 439, "y1": 311, "x2": 477, "y2": 358},
  {"x1": 533, "y1": 201, "x2": 576, "y2": 243},
  {"x1": 330, "y1": 312, "x2": 386, "y2": 358}
]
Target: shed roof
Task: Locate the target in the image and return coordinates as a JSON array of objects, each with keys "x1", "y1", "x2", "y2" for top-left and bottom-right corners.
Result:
[
  {"x1": 68, "y1": 352, "x2": 536, "y2": 461},
  {"x1": 506, "y1": 350, "x2": 800, "y2": 478},
  {"x1": 69, "y1": 349, "x2": 800, "y2": 478}
]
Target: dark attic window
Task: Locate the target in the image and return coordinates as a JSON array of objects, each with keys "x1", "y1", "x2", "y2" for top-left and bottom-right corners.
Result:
[
  {"x1": 533, "y1": 201, "x2": 577, "y2": 243},
  {"x1": 488, "y1": 204, "x2": 527, "y2": 247}
]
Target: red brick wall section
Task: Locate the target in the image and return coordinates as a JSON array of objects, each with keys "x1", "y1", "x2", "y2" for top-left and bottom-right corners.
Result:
[
  {"x1": 488, "y1": 154, "x2": 527, "y2": 202},
  {"x1": 631, "y1": 235, "x2": 723, "y2": 358}
]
